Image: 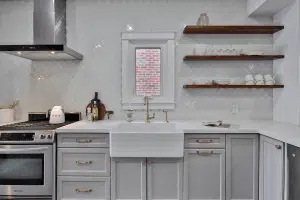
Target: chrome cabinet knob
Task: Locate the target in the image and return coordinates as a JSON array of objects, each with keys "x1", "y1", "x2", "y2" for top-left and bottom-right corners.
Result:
[{"x1": 40, "y1": 134, "x2": 45, "y2": 139}]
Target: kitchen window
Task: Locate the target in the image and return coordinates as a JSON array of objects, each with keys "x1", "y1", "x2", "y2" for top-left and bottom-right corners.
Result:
[
  {"x1": 121, "y1": 33, "x2": 175, "y2": 110},
  {"x1": 135, "y1": 48, "x2": 161, "y2": 96}
]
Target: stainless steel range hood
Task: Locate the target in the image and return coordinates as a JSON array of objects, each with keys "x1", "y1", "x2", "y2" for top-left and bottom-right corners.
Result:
[{"x1": 0, "y1": 0, "x2": 83, "y2": 61}]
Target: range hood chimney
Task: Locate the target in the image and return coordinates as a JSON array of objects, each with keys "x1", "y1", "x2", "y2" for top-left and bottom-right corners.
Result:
[{"x1": 0, "y1": 0, "x2": 83, "y2": 61}]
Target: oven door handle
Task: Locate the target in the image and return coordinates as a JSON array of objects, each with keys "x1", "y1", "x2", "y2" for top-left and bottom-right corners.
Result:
[{"x1": 0, "y1": 147, "x2": 49, "y2": 153}]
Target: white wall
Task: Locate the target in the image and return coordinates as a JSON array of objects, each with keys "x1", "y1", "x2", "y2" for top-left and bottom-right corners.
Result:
[
  {"x1": 248, "y1": 0, "x2": 294, "y2": 16},
  {"x1": 273, "y1": 0, "x2": 300, "y2": 125},
  {"x1": 0, "y1": 0, "x2": 275, "y2": 121},
  {"x1": 0, "y1": 0, "x2": 33, "y2": 120},
  {"x1": 247, "y1": 0, "x2": 267, "y2": 14}
]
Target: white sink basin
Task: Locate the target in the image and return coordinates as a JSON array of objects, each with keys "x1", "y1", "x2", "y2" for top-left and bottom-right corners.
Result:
[
  {"x1": 115, "y1": 122, "x2": 177, "y2": 132},
  {"x1": 129, "y1": 121, "x2": 175, "y2": 124},
  {"x1": 110, "y1": 122, "x2": 184, "y2": 158}
]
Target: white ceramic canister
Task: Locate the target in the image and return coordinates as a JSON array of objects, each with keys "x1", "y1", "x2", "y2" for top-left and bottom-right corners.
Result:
[{"x1": 0, "y1": 109, "x2": 15, "y2": 123}]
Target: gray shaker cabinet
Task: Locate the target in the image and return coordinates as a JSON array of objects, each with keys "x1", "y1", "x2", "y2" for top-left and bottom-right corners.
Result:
[
  {"x1": 111, "y1": 158, "x2": 183, "y2": 200},
  {"x1": 57, "y1": 133, "x2": 111, "y2": 200},
  {"x1": 111, "y1": 158, "x2": 147, "y2": 200},
  {"x1": 57, "y1": 176, "x2": 110, "y2": 200},
  {"x1": 147, "y1": 158, "x2": 183, "y2": 200},
  {"x1": 259, "y1": 136, "x2": 284, "y2": 200},
  {"x1": 226, "y1": 134, "x2": 259, "y2": 200},
  {"x1": 57, "y1": 148, "x2": 110, "y2": 176},
  {"x1": 183, "y1": 149, "x2": 226, "y2": 200}
]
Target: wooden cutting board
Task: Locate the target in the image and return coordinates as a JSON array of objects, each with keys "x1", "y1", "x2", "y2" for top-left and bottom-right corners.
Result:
[{"x1": 99, "y1": 103, "x2": 106, "y2": 120}]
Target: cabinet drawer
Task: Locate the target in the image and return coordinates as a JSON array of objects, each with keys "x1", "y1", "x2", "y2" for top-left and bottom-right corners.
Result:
[
  {"x1": 57, "y1": 133, "x2": 109, "y2": 148},
  {"x1": 57, "y1": 176, "x2": 110, "y2": 200},
  {"x1": 184, "y1": 134, "x2": 225, "y2": 148},
  {"x1": 57, "y1": 148, "x2": 110, "y2": 176}
]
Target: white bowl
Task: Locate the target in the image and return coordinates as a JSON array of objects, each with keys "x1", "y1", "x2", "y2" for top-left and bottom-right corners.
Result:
[
  {"x1": 185, "y1": 78, "x2": 211, "y2": 85},
  {"x1": 248, "y1": 51, "x2": 264, "y2": 55},
  {"x1": 195, "y1": 79, "x2": 212, "y2": 85},
  {"x1": 265, "y1": 81, "x2": 275, "y2": 85},
  {"x1": 213, "y1": 79, "x2": 230, "y2": 85},
  {"x1": 255, "y1": 81, "x2": 265, "y2": 85}
]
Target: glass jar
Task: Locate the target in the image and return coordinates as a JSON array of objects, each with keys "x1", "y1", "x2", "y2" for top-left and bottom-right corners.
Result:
[{"x1": 197, "y1": 13, "x2": 209, "y2": 26}]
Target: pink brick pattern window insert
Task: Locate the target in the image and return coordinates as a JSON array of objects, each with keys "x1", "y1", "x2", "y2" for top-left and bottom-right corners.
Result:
[{"x1": 135, "y1": 48, "x2": 161, "y2": 96}]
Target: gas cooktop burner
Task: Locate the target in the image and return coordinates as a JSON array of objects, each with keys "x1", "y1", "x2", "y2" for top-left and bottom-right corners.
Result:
[
  {"x1": 0, "y1": 112, "x2": 81, "y2": 144},
  {"x1": 0, "y1": 121, "x2": 74, "y2": 131}
]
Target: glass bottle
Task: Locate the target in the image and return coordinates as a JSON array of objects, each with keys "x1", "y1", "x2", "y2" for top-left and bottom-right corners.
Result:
[{"x1": 92, "y1": 101, "x2": 99, "y2": 122}]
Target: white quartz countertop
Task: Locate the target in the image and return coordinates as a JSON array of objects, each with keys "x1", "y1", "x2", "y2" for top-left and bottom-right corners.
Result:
[
  {"x1": 0, "y1": 121, "x2": 24, "y2": 126},
  {"x1": 56, "y1": 120, "x2": 300, "y2": 148}
]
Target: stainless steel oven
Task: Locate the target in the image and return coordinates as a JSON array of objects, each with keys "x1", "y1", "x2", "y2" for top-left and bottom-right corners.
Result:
[
  {"x1": 0, "y1": 144, "x2": 53, "y2": 198},
  {"x1": 0, "y1": 112, "x2": 81, "y2": 199}
]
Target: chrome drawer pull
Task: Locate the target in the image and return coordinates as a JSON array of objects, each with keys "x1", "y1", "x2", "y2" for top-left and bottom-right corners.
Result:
[
  {"x1": 76, "y1": 139, "x2": 92, "y2": 143},
  {"x1": 197, "y1": 151, "x2": 214, "y2": 156},
  {"x1": 75, "y1": 189, "x2": 92, "y2": 193},
  {"x1": 76, "y1": 161, "x2": 93, "y2": 165},
  {"x1": 275, "y1": 145, "x2": 282, "y2": 150},
  {"x1": 196, "y1": 139, "x2": 213, "y2": 143}
]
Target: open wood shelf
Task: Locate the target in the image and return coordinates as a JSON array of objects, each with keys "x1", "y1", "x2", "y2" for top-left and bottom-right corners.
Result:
[
  {"x1": 183, "y1": 55, "x2": 284, "y2": 61},
  {"x1": 183, "y1": 85, "x2": 284, "y2": 89},
  {"x1": 183, "y1": 25, "x2": 284, "y2": 34}
]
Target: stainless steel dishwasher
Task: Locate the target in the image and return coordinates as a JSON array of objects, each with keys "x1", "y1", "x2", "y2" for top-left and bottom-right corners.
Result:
[{"x1": 288, "y1": 144, "x2": 300, "y2": 200}]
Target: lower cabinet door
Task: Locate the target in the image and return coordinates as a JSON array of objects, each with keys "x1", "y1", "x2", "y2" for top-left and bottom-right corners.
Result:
[
  {"x1": 184, "y1": 149, "x2": 225, "y2": 200},
  {"x1": 111, "y1": 158, "x2": 147, "y2": 200},
  {"x1": 147, "y1": 158, "x2": 183, "y2": 200},
  {"x1": 259, "y1": 136, "x2": 284, "y2": 200},
  {"x1": 226, "y1": 134, "x2": 259, "y2": 200},
  {"x1": 57, "y1": 176, "x2": 110, "y2": 200}
]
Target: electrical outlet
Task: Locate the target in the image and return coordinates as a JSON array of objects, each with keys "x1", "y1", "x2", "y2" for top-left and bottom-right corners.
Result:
[{"x1": 232, "y1": 103, "x2": 239, "y2": 114}]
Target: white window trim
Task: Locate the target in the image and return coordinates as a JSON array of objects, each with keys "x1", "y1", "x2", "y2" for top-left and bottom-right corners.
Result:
[{"x1": 121, "y1": 32, "x2": 175, "y2": 110}]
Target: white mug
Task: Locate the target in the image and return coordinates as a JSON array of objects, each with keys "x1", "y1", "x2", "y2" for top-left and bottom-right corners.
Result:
[
  {"x1": 254, "y1": 74, "x2": 264, "y2": 81},
  {"x1": 265, "y1": 80, "x2": 275, "y2": 85},
  {"x1": 245, "y1": 74, "x2": 254, "y2": 82},
  {"x1": 246, "y1": 80, "x2": 255, "y2": 85},
  {"x1": 255, "y1": 81, "x2": 265, "y2": 85},
  {"x1": 264, "y1": 74, "x2": 274, "y2": 82}
]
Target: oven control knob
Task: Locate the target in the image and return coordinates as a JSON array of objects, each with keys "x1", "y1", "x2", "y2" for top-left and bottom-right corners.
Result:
[
  {"x1": 47, "y1": 134, "x2": 52, "y2": 139},
  {"x1": 40, "y1": 134, "x2": 46, "y2": 139}
]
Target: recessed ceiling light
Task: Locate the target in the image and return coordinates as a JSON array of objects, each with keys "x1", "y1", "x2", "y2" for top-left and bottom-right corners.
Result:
[
  {"x1": 17, "y1": 52, "x2": 22, "y2": 55},
  {"x1": 50, "y1": 51, "x2": 56, "y2": 54}
]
